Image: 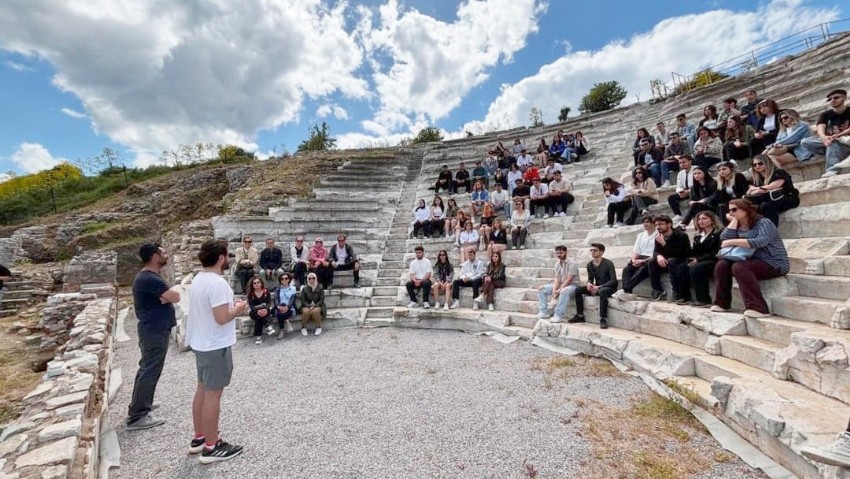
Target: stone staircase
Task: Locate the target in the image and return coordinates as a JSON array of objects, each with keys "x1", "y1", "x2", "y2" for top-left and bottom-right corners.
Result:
[{"x1": 0, "y1": 271, "x2": 36, "y2": 318}]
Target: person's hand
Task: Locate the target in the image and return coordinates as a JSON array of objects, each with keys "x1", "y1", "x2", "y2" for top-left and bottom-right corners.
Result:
[
  {"x1": 278, "y1": 305, "x2": 288, "y2": 313},
  {"x1": 604, "y1": 191, "x2": 610, "y2": 197},
  {"x1": 679, "y1": 191, "x2": 689, "y2": 198},
  {"x1": 414, "y1": 279, "x2": 422, "y2": 287},
  {"x1": 258, "y1": 309, "x2": 268, "y2": 318},
  {"x1": 688, "y1": 258, "x2": 697, "y2": 266},
  {"x1": 538, "y1": 284, "x2": 546, "y2": 291},
  {"x1": 655, "y1": 234, "x2": 666, "y2": 246},
  {"x1": 755, "y1": 131, "x2": 764, "y2": 139},
  {"x1": 688, "y1": 200, "x2": 696, "y2": 206},
  {"x1": 721, "y1": 239, "x2": 736, "y2": 248},
  {"x1": 657, "y1": 256, "x2": 668, "y2": 268},
  {"x1": 734, "y1": 140, "x2": 742, "y2": 147},
  {"x1": 484, "y1": 276, "x2": 491, "y2": 283},
  {"x1": 726, "y1": 212, "x2": 735, "y2": 224},
  {"x1": 553, "y1": 289, "x2": 560, "y2": 298},
  {"x1": 234, "y1": 300, "x2": 248, "y2": 314},
  {"x1": 825, "y1": 135, "x2": 834, "y2": 147}
]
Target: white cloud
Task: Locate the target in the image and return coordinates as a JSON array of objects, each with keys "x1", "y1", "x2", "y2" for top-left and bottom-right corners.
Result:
[
  {"x1": 0, "y1": 0, "x2": 369, "y2": 167},
  {"x1": 60, "y1": 107, "x2": 87, "y2": 120},
  {"x1": 10, "y1": 143, "x2": 68, "y2": 173},
  {"x1": 4, "y1": 60, "x2": 33, "y2": 72},
  {"x1": 468, "y1": 0, "x2": 840, "y2": 130},
  {"x1": 361, "y1": 0, "x2": 546, "y2": 125},
  {"x1": 0, "y1": 173, "x2": 12, "y2": 183},
  {"x1": 316, "y1": 103, "x2": 350, "y2": 120}
]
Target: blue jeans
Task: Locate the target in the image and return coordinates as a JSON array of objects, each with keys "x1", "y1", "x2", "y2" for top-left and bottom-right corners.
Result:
[
  {"x1": 647, "y1": 163, "x2": 662, "y2": 186},
  {"x1": 538, "y1": 284, "x2": 577, "y2": 317},
  {"x1": 660, "y1": 160, "x2": 679, "y2": 185},
  {"x1": 801, "y1": 136, "x2": 850, "y2": 172},
  {"x1": 127, "y1": 329, "x2": 171, "y2": 424}
]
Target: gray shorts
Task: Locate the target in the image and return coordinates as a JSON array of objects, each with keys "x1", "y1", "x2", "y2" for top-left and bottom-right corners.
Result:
[{"x1": 194, "y1": 347, "x2": 233, "y2": 390}]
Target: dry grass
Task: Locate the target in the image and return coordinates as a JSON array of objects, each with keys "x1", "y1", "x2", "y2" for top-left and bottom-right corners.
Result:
[
  {"x1": 0, "y1": 317, "x2": 44, "y2": 424},
  {"x1": 575, "y1": 392, "x2": 716, "y2": 479}
]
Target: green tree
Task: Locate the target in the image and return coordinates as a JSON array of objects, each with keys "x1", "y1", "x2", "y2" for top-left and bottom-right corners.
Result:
[
  {"x1": 528, "y1": 107, "x2": 544, "y2": 127},
  {"x1": 579, "y1": 81, "x2": 628, "y2": 114},
  {"x1": 558, "y1": 106, "x2": 571, "y2": 122},
  {"x1": 217, "y1": 145, "x2": 255, "y2": 163},
  {"x1": 411, "y1": 126, "x2": 443, "y2": 144},
  {"x1": 297, "y1": 122, "x2": 337, "y2": 152}
]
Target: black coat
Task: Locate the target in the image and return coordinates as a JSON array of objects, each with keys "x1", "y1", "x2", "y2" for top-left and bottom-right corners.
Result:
[
  {"x1": 716, "y1": 173, "x2": 749, "y2": 206},
  {"x1": 690, "y1": 231, "x2": 721, "y2": 262}
]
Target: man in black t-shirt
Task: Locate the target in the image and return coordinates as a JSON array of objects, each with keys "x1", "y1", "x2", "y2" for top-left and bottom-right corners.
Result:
[
  {"x1": 126, "y1": 243, "x2": 181, "y2": 431},
  {"x1": 511, "y1": 178, "x2": 531, "y2": 211},
  {"x1": 435, "y1": 165, "x2": 453, "y2": 193},
  {"x1": 454, "y1": 163, "x2": 471, "y2": 194},
  {"x1": 0, "y1": 264, "x2": 11, "y2": 305},
  {"x1": 802, "y1": 88, "x2": 850, "y2": 178}
]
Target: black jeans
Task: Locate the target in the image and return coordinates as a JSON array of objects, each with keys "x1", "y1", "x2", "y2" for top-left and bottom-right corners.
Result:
[
  {"x1": 622, "y1": 256, "x2": 650, "y2": 293},
  {"x1": 667, "y1": 193, "x2": 688, "y2": 216},
  {"x1": 575, "y1": 285, "x2": 616, "y2": 319},
  {"x1": 292, "y1": 262, "x2": 308, "y2": 286},
  {"x1": 330, "y1": 261, "x2": 360, "y2": 285},
  {"x1": 681, "y1": 202, "x2": 714, "y2": 226},
  {"x1": 606, "y1": 202, "x2": 628, "y2": 225},
  {"x1": 251, "y1": 310, "x2": 271, "y2": 336},
  {"x1": 127, "y1": 329, "x2": 171, "y2": 424},
  {"x1": 406, "y1": 279, "x2": 432, "y2": 302},
  {"x1": 723, "y1": 142, "x2": 750, "y2": 161},
  {"x1": 689, "y1": 260, "x2": 716, "y2": 303},
  {"x1": 694, "y1": 154, "x2": 721, "y2": 169},
  {"x1": 235, "y1": 266, "x2": 255, "y2": 294},
  {"x1": 750, "y1": 195, "x2": 799, "y2": 227},
  {"x1": 649, "y1": 257, "x2": 689, "y2": 300},
  {"x1": 626, "y1": 197, "x2": 657, "y2": 225},
  {"x1": 452, "y1": 278, "x2": 481, "y2": 299}
]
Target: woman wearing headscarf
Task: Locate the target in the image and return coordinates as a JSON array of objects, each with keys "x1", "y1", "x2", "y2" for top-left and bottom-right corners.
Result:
[
  {"x1": 300, "y1": 273, "x2": 326, "y2": 336},
  {"x1": 308, "y1": 237, "x2": 331, "y2": 289}
]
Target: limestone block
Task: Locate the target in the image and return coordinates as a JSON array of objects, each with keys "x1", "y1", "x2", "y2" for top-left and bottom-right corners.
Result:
[
  {"x1": 0, "y1": 434, "x2": 26, "y2": 457},
  {"x1": 40, "y1": 465, "x2": 68, "y2": 479},
  {"x1": 790, "y1": 335, "x2": 826, "y2": 362},
  {"x1": 751, "y1": 404, "x2": 786, "y2": 437},
  {"x1": 0, "y1": 423, "x2": 35, "y2": 443},
  {"x1": 705, "y1": 335, "x2": 721, "y2": 355},
  {"x1": 54, "y1": 404, "x2": 84, "y2": 418},
  {"x1": 46, "y1": 361, "x2": 66, "y2": 379},
  {"x1": 531, "y1": 320, "x2": 564, "y2": 338},
  {"x1": 622, "y1": 340, "x2": 696, "y2": 378},
  {"x1": 23, "y1": 383, "x2": 53, "y2": 403},
  {"x1": 772, "y1": 346, "x2": 794, "y2": 380},
  {"x1": 37, "y1": 419, "x2": 81, "y2": 444},
  {"x1": 830, "y1": 306, "x2": 850, "y2": 330},
  {"x1": 689, "y1": 310, "x2": 747, "y2": 336},
  {"x1": 64, "y1": 353, "x2": 99, "y2": 374},
  {"x1": 15, "y1": 436, "x2": 77, "y2": 468},
  {"x1": 44, "y1": 392, "x2": 88, "y2": 410}
]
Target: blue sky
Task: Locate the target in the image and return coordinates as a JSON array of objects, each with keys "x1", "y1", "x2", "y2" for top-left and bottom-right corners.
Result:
[{"x1": 0, "y1": 0, "x2": 844, "y2": 178}]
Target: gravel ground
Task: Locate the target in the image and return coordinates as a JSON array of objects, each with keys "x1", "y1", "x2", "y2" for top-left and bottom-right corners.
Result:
[{"x1": 108, "y1": 323, "x2": 768, "y2": 479}]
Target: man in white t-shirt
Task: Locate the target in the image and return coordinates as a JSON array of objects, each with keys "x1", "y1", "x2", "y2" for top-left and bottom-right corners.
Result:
[
  {"x1": 516, "y1": 148, "x2": 534, "y2": 171},
  {"x1": 537, "y1": 245, "x2": 581, "y2": 322},
  {"x1": 186, "y1": 239, "x2": 247, "y2": 464},
  {"x1": 489, "y1": 182, "x2": 511, "y2": 219},
  {"x1": 405, "y1": 246, "x2": 432, "y2": 308},
  {"x1": 616, "y1": 214, "x2": 658, "y2": 301}
]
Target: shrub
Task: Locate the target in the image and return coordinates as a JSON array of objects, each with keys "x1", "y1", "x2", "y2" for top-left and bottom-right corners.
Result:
[
  {"x1": 411, "y1": 126, "x2": 443, "y2": 144},
  {"x1": 672, "y1": 69, "x2": 730, "y2": 95},
  {"x1": 297, "y1": 122, "x2": 337, "y2": 152},
  {"x1": 579, "y1": 81, "x2": 628, "y2": 114}
]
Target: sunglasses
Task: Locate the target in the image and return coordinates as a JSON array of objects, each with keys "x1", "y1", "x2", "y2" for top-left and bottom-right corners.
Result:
[
  {"x1": 315, "y1": 241, "x2": 323, "y2": 244},
  {"x1": 589, "y1": 249, "x2": 599, "y2": 253},
  {"x1": 753, "y1": 162, "x2": 765, "y2": 166},
  {"x1": 779, "y1": 116, "x2": 790, "y2": 121},
  {"x1": 729, "y1": 207, "x2": 739, "y2": 212},
  {"x1": 829, "y1": 95, "x2": 844, "y2": 101},
  {"x1": 296, "y1": 239, "x2": 303, "y2": 242},
  {"x1": 244, "y1": 240, "x2": 252, "y2": 243}
]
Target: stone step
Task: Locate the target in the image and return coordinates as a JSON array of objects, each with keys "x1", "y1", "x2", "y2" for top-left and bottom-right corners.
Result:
[
  {"x1": 365, "y1": 307, "x2": 394, "y2": 319},
  {"x1": 0, "y1": 298, "x2": 29, "y2": 307},
  {"x1": 0, "y1": 309, "x2": 18, "y2": 318},
  {"x1": 370, "y1": 296, "x2": 396, "y2": 307},
  {"x1": 717, "y1": 336, "x2": 782, "y2": 374},
  {"x1": 372, "y1": 286, "x2": 400, "y2": 297},
  {"x1": 1, "y1": 289, "x2": 35, "y2": 300},
  {"x1": 770, "y1": 295, "x2": 844, "y2": 325},
  {"x1": 374, "y1": 278, "x2": 399, "y2": 287}
]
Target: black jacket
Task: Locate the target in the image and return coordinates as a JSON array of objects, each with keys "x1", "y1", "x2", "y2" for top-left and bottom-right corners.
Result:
[
  {"x1": 259, "y1": 247, "x2": 284, "y2": 270},
  {"x1": 690, "y1": 231, "x2": 722, "y2": 262},
  {"x1": 691, "y1": 180, "x2": 717, "y2": 206},
  {"x1": 654, "y1": 229, "x2": 691, "y2": 261},
  {"x1": 437, "y1": 170, "x2": 453, "y2": 184},
  {"x1": 755, "y1": 114, "x2": 779, "y2": 143},
  {"x1": 716, "y1": 173, "x2": 749, "y2": 205},
  {"x1": 328, "y1": 243, "x2": 357, "y2": 265}
]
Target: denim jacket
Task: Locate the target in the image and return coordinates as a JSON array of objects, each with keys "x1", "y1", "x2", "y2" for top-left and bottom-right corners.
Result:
[{"x1": 775, "y1": 122, "x2": 814, "y2": 161}]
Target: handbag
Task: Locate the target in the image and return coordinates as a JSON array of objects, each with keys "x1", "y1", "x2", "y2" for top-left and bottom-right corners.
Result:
[{"x1": 717, "y1": 246, "x2": 755, "y2": 262}]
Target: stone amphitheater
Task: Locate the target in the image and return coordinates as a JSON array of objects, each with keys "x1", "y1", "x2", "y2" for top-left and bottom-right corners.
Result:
[
  {"x1": 3, "y1": 29, "x2": 850, "y2": 479},
  {"x1": 151, "y1": 32, "x2": 850, "y2": 479}
]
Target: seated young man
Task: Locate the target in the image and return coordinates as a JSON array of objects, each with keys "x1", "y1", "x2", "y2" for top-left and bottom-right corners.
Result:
[
  {"x1": 667, "y1": 155, "x2": 695, "y2": 223},
  {"x1": 654, "y1": 121, "x2": 671, "y2": 149},
  {"x1": 529, "y1": 178, "x2": 551, "y2": 219},
  {"x1": 511, "y1": 179, "x2": 531, "y2": 212},
  {"x1": 675, "y1": 113, "x2": 697, "y2": 150},
  {"x1": 647, "y1": 215, "x2": 691, "y2": 302},
  {"x1": 661, "y1": 132, "x2": 691, "y2": 187},
  {"x1": 258, "y1": 238, "x2": 285, "y2": 289},
  {"x1": 570, "y1": 243, "x2": 617, "y2": 329},
  {"x1": 801, "y1": 88, "x2": 850, "y2": 178},
  {"x1": 328, "y1": 234, "x2": 361, "y2": 288},
  {"x1": 233, "y1": 236, "x2": 259, "y2": 294},
  {"x1": 454, "y1": 163, "x2": 472, "y2": 194},
  {"x1": 546, "y1": 171, "x2": 574, "y2": 217},
  {"x1": 537, "y1": 245, "x2": 580, "y2": 323},
  {"x1": 617, "y1": 214, "x2": 657, "y2": 301},
  {"x1": 435, "y1": 165, "x2": 453, "y2": 193},
  {"x1": 541, "y1": 157, "x2": 562, "y2": 184},
  {"x1": 405, "y1": 246, "x2": 432, "y2": 309},
  {"x1": 516, "y1": 148, "x2": 534, "y2": 171},
  {"x1": 471, "y1": 160, "x2": 489, "y2": 188},
  {"x1": 635, "y1": 138, "x2": 664, "y2": 185},
  {"x1": 489, "y1": 182, "x2": 511, "y2": 219},
  {"x1": 449, "y1": 248, "x2": 485, "y2": 310}
]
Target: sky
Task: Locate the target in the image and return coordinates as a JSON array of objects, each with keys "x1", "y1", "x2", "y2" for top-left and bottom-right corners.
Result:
[{"x1": 0, "y1": 0, "x2": 844, "y2": 179}]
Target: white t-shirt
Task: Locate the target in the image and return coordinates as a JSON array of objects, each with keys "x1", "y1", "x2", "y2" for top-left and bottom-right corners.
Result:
[
  {"x1": 409, "y1": 257, "x2": 432, "y2": 280},
  {"x1": 186, "y1": 271, "x2": 236, "y2": 352},
  {"x1": 632, "y1": 230, "x2": 658, "y2": 257},
  {"x1": 490, "y1": 189, "x2": 509, "y2": 205}
]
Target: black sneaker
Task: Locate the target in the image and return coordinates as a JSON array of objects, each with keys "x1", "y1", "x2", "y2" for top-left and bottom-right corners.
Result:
[
  {"x1": 650, "y1": 290, "x2": 665, "y2": 301},
  {"x1": 567, "y1": 314, "x2": 585, "y2": 324},
  {"x1": 675, "y1": 298, "x2": 689, "y2": 305},
  {"x1": 189, "y1": 437, "x2": 205, "y2": 454},
  {"x1": 199, "y1": 439, "x2": 243, "y2": 464},
  {"x1": 599, "y1": 318, "x2": 609, "y2": 329}
]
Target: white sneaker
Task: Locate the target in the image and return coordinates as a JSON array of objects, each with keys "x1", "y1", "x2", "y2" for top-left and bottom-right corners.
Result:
[
  {"x1": 488, "y1": 304, "x2": 494, "y2": 311},
  {"x1": 559, "y1": 212, "x2": 567, "y2": 217},
  {"x1": 301, "y1": 328, "x2": 308, "y2": 336},
  {"x1": 443, "y1": 303, "x2": 449, "y2": 311},
  {"x1": 449, "y1": 300, "x2": 460, "y2": 309},
  {"x1": 266, "y1": 327, "x2": 276, "y2": 336},
  {"x1": 543, "y1": 214, "x2": 549, "y2": 219},
  {"x1": 614, "y1": 222, "x2": 623, "y2": 228},
  {"x1": 423, "y1": 303, "x2": 430, "y2": 309},
  {"x1": 473, "y1": 303, "x2": 479, "y2": 311},
  {"x1": 802, "y1": 431, "x2": 850, "y2": 467},
  {"x1": 519, "y1": 246, "x2": 525, "y2": 250},
  {"x1": 744, "y1": 309, "x2": 770, "y2": 318},
  {"x1": 672, "y1": 215, "x2": 683, "y2": 222},
  {"x1": 709, "y1": 305, "x2": 730, "y2": 313},
  {"x1": 434, "y1": 302, "x2": 441, "y2": 309},
  {"x1": 536, "y1": 312, "x2": 550, "y2": 319},
  {"x1": 822, "y1": 169, "x2": 839, "y2": 178},
  {"x1": 315, "y1": 327, "x2": 322, "y2": 336},
  {"x1": 407, "y1": 301, "x2": 418, "y2": 308},
  {"x1": 254, "y1": 337, "x2": 262, "y2": 345},
  {"x1": 473, "y1": 295, "x2": 483, "y2": 303},
  {"x1": 605, "y1": 224, "x2": 613, "y2": 228},
  {"x1": 550, "y1": 316, "x2": 563, "y2": 323},
  {"x1": 662, "y1": 180, "x2": 671, "y2": 187}
]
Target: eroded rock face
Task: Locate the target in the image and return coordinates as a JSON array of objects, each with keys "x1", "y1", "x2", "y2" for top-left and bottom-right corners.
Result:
[{"x1": 12, "y1": 226, "x2": 55, "y2": 262}]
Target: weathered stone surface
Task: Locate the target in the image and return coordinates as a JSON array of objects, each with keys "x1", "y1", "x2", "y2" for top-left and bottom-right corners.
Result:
[
  {"x1": 37, "y1": 419, "x2": 81, "y2": 444},
  {"x1": 23, "y1": 383, "x2": 53, "y2": 402},
  {"x1": 15, "y1": 436, "x2": 77, "y2": 467},
  {"x1": 704, "y1": 335, "x2": 721, "y2": 355},
  {"x1": 40, "y1": 465, "x2": 68, "y2": 479},
  {"x1": 44, "y1": 392, "x2": 88, "y2": 410},
  {"x1": 63, "y1": 353, "x2": 98, "y2": 374},
  {"x1": 54, "y1": 404, "x2": 84, "y2": 418},
  {"x1": 68, "y1": 373, "x2": 94, "y2": 393},
  {"x1": 0, "y1": 434, "x2": 26, "y2": 457},
  {"x1": 0, "y1": 423, "x2": 35, "y2": 443}
]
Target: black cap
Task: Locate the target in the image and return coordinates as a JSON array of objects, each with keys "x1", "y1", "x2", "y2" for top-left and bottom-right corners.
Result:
[{"x1": 828, "y1": 88, "x2": 847, "y2": 98}]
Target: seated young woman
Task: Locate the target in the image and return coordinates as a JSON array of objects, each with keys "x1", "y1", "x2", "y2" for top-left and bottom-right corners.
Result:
[
  {"x1": 431, "y1": 250, "x2": 454, "y2": 310},
  {"x1": 749, "y1": 99, "x2": 780, "y2": 155},
  {"x1": 722, "y1": 115, "x2": 754, "y2": 162},
  {"x1": 574, "y1": 131, "x2": 590, "y2": 158},
  {"x1": 632, "y1": 128, "x2": 655, "y2": 167},
  {"x1": 456, "y1": 220, "x2": 480, "y2": 265},
  {"x1": 624, "y1": 167, "x2": 657, "y2": 225},
  {"x1": 680, "y1": 166, "x2": 717, "y2": 228},
  {"x1": 745, "y1": 154, "x2": 800, "y2": 227},
  {"x1": 601, "y1": 177, "x2": 628, "y2": 227},
  {"x1": 478, "y1": 203, "x2": 496, "y2": 247},
  {"x1": 693, "y1": 126, "x2": 723, "y2": 169},
  {"x1": 444, "y1": 198, "x2": 460, "y2": 239},
  {"x1": 712, "y1": 198, "x2": 789, "y2": 318},
  {"x1": 412, "y1": 199, "x2": 431, "y2": 238},
  {"x1": 486, "y1": 218, "x2": 509, "y2": 257},
  {"x1": 715, "y1": 161, "x2": 749, "y2": 222},
  {"x1": 509, "y1": 199, "x2": 532, "y2": 249},
  {"x1": 764, "y1": 109, "x2": 815, "y2": 167},
  {"x1": 476, "y1": 251, "x2": 506, "y2": 311},
  {"x1": 684, "y1": 211, "x2": 722, "y2": 307}
]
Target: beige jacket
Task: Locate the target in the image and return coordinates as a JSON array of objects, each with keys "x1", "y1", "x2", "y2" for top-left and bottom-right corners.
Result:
[{"x1": 234, "y1": 245, "x2": 259, "y2": 268}]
